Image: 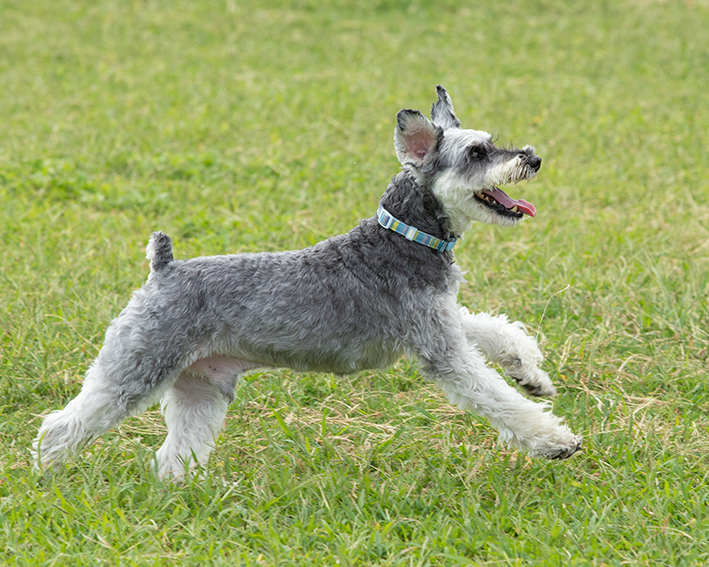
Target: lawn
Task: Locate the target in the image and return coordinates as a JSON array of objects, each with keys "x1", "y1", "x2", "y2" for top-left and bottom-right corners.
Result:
[{"x1": 1, "y1": 0, "x2": 708, "y2": 565}]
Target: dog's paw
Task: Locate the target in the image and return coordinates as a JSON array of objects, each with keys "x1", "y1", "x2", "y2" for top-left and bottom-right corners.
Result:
[
  {"x1": 533, "y1": 435, "x2": 583, "y2": 460},
  {"x1": 548, "y1": 436, "x2": 583, "y2": 460},
  {"x1": 508, "y1": 363, "x2": 557, "y2": 397}
]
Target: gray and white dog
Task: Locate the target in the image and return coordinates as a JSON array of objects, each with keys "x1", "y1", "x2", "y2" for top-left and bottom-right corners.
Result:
[{"x1": 33, "y1": 86, "x2": 582, "y2": 478}]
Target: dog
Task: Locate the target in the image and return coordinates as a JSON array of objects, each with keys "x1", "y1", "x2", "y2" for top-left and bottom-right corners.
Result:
[{"x1": 33, "y1": 86, "x2": 582, "y2": 479}]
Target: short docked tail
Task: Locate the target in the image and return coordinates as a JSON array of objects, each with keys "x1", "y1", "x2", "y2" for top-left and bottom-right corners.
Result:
[{"x1": 146, "y1": 231, "x2": 174, "y2": 272}]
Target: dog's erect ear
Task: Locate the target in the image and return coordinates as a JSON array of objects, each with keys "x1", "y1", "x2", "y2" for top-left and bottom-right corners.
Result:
[
  {"x1": 394, "y1": 109, "x2": 441, "y2": 167},
  {"x1": 430, "y1": 85, "x2": 460, "y2": 130}
]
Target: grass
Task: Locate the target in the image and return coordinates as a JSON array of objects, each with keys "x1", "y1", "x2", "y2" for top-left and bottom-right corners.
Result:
[{"x1": 1, "y1": 0, "x2": 709, "y2": 564}]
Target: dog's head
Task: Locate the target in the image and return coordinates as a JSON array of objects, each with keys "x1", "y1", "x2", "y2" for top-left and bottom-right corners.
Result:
[{"x1": 394, "y1": 85, "x2": 541, "y2": 235}]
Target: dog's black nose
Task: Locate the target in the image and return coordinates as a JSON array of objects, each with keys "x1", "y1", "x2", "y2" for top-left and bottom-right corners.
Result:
[{"x1": 528, "y1": 156, "x2": 542, "y2": 171}]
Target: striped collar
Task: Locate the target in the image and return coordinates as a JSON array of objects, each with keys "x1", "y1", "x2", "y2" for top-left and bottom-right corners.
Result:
[{"x1": 377, "y1": 205, "x2": 457, "y2": 253}]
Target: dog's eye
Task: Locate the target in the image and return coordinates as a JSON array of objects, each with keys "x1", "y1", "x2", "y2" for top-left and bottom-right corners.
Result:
[{"x1": 468, "y1": 145, "x2": 486, "y2": 160}]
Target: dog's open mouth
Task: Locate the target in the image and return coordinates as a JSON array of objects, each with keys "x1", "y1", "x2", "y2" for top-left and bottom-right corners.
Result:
[{"x1": 474, "y1": 187, "x2": 537, "y2": 218}]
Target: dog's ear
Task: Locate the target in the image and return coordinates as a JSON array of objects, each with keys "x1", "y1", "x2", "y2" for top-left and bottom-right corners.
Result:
[
  {"x1": 394, "y1": 109, "x2": 441, "y2": 167},
  {"x1": 430, "y1": 85, "x2": 460, "y2": 130}
]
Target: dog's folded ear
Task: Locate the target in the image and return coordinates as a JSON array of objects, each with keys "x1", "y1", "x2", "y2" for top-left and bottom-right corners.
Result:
[
  {"x1": 431, "y1": 85, "x2": 460, "y2": 130},
  {"x1": 394, "y1": 109, "x2": 441, "y2": 168}
]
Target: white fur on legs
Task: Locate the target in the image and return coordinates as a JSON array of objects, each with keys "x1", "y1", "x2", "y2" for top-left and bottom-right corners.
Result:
[
  {"x1": 32, "y1": 365, "x2": 134, "y2": 469},
  {"x1": 431, "y1": 355, "x2": 580, "y2": 458},
  {"x1": 154, "y1": 371, "x2": 231, "y2": 480},
  {"x1": 460, "y1": 309, "x2": 556, "y2": 397},
  {"x1": 418, "y1": 311, "x2": 581, "y2": 459}
]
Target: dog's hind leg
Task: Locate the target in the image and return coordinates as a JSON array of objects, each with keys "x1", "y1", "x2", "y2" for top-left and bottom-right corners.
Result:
[
  {"x1": 33, "y1": 298, "x2": 192, "y2": 470},
  {"x1": 32, "y1": 354, "x2": 179, "y2": 470},
  {"x1": 154, "y1": 357, "x2": 261, "y2": 480},
  {"x1": 459, "y1": 309, "x2": 556, "y2": 397}
]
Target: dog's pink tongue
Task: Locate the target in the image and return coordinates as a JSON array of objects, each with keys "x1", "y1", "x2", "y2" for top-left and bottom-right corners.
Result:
[{"x1": 483, "y1": 188, "x2": 537, "y2": 217}]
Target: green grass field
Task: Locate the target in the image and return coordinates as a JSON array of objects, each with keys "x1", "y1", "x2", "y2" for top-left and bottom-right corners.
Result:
[{"x1": 1, "y1": 0, "x2": 708, "y2": 564}]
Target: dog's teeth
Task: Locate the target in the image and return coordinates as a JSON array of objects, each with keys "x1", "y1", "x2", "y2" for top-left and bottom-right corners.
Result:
[{"x1": 511, "y1": 206, "x2": 518, "y2": 212}]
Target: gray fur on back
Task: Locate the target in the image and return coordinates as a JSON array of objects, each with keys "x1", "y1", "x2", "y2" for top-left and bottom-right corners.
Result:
[{"x1": 125, "y1": 169, "x2": 462, "y2": 384}]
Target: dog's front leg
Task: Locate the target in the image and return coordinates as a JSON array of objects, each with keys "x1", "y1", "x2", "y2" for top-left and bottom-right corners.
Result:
[
  {"x1": 459, "y1": 308, "x2": 556, "y2": 397},
  {"x1": 417, "y1": 337, "x2": 581, "y2": 459}
]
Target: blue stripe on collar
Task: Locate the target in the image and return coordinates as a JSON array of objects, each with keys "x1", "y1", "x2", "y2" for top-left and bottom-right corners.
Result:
[{"x1": 377, "y1": 205, "x2": 457, "y2": 253}]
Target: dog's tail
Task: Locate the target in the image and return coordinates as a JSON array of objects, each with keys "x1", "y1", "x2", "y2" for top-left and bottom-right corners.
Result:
[{"x1": 146, "y1": 231, "x2": 174, "y2": 273}]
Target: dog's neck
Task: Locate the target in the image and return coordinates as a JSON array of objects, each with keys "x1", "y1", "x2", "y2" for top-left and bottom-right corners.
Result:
[{"x1": 378, "y1": 171, "x2": 455, "y2": 242}]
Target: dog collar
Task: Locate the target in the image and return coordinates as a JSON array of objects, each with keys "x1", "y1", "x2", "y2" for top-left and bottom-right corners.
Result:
[{"x1": 377, "y1": 205, "x2": 457, "y2": 253}]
